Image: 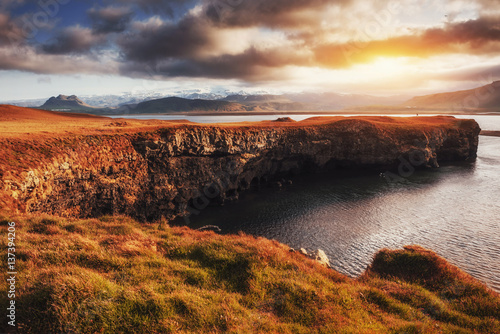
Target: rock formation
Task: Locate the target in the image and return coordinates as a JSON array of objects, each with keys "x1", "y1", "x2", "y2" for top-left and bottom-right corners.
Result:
[{"x1": 0, "y1": 116, "x2": 480, "y2": 222}]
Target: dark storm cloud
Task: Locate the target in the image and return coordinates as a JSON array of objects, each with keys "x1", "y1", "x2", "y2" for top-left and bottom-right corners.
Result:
[
  {"x1": 115, "y1": 0, "x2": 339, "y2": 77},
  {"x1": 88, "y1": 6, "x2": 134, "y2": 34},
  {"x1": 204, "y1": 0, "x2": 351, "y2": 28},
  {"x1": 424, "y1": 15, "x2": 500, "y2": 48},
  {"x1": 42, "y1": 26, "x2": 105, "y2": 54},
  {"x1": 117, "y1": 15, "x2": 215, "y2": 61},
  {"x1": 121, "y1": 46, "x2": 310, "y2": 80}
]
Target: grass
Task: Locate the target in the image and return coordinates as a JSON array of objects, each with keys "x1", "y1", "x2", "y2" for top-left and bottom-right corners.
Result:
[{"x1": 0, "y1": 214, "x2": 499, "y2": 333}]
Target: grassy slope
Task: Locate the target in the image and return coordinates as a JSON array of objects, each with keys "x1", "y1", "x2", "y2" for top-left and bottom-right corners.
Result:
[{"x1": 1, "y1": 214, "x2": 499, "y2": 334}]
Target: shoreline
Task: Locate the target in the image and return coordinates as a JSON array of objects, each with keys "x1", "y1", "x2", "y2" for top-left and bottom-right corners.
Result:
[
  {"x1": 0, "y1": 111, "x2": 480, "y2": 222},
  {"x1": 105, "y1": 110, "x2": 500, "y2": 117}
]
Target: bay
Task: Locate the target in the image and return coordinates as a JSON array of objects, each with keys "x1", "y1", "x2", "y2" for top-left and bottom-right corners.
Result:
[{"x1": 115, "y1": 113, "x2": 500, "y2": 292}]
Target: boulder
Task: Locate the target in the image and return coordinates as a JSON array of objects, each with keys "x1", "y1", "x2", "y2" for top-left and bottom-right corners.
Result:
[{"x1": 309, "y1": 249, "x2": 330, "y2": 267}]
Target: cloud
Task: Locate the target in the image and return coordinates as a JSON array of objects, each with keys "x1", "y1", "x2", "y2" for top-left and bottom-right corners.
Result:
[
  {"x1": 42, "y1": 26, "x2": 106, "y2": 54},
  {"x1": 313, "y1": 15, "x2": 500, "y2": 69},
  {"x1": 0, "y1": 44, "x2": 118, "y2": 74},
  {"x1": 424, "y1": 15, "x2": 500, "y2": 48},
  {"x1": 203, "y1": 0, "x2": 352, "y2": 29},
  {"x1": 110, "y1": 1, "x2": 500, "y2": 82},
  {"x1": 429, "y1": 62, "x2": 500, "y2": 83},
  {"x1": 120, "y1": 46, "x2": 310, "y2": 80},
  {"x1": 117, "y1": 15, "x2": 217, "y2": 61},
  {"x1": 0, "y1": 0, "x2": 21, "y2": 11},
  {"x1": 0, "y1": 12, "x2": 23, "y2": 45},
  {"x1": 115, "y1": 0, "x2": 194, "y2": 17},
  {"x1": 88, "y1": 6, "x2": 134, "y2": 34},
  {"x1": 2, "y1": 0, "x2": 500, "y2": 87}
]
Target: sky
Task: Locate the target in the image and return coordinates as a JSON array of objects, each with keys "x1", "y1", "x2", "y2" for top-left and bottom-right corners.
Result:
[{"x1": 1, "y1": 0, "x2": 500, "y2": 101}]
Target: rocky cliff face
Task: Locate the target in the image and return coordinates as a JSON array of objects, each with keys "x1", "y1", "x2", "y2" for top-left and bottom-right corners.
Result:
[{"x1": 0, "y1": 117, "x2": 480, "y2": 222}]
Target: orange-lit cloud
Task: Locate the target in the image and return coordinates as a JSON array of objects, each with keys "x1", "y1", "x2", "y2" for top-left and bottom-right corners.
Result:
[{"x1": 314, "y1": 15, "x2": 500, "y2": 69}]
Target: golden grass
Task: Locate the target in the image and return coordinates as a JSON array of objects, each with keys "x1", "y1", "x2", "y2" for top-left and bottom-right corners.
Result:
[{"x1": 0, "y1": 213, "x2": 498, "y2": 333}]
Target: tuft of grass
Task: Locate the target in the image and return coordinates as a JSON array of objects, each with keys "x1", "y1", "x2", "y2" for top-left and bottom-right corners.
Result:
[{"x1": 1, "y1": 214, "x2": 499, "y2": 333}]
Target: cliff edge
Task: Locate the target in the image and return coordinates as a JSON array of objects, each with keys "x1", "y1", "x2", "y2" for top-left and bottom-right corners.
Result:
[{"x1": 0, "y1": 106, "x2": 480, "y2": 221}]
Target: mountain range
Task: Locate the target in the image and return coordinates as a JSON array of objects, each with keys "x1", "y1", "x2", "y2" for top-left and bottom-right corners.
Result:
[
  {"x1": 404, "y1": 81, "x2": 500, "y2": 111},
  {"x1": 35, "y1": 92, "x2": 407, "y2": 114},
  {"x1": 13, "y1": 81, "x2": 500, "y2": 114}
]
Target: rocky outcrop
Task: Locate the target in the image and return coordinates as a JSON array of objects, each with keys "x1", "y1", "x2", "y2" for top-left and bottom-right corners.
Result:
[
  {"x1": 0, "y1": 117, "x2": 480, "y2": 222},
  {"x1": 290, "y1": 248, "x2": 331, "y2": 267}
]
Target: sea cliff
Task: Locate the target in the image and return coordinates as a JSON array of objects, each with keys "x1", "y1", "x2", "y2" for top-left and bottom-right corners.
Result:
[
  {"x1": 0, "y1": 109, "x2": 480, "y2": 222},
  {"x1": 1, "y1": 107, "x2": 497, "y2": 333}
]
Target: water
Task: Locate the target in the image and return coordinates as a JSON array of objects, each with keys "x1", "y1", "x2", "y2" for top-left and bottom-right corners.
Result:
[
  {"x1": 118, "y1": 112, "x2": 500, "y2": 292},
  {"x1": 110, "y1": 113, "x2": 500, "y2": 131}
]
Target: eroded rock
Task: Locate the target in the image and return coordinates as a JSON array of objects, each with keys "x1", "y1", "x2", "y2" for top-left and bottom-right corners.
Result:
[{"x1": 1, "y1": 117, "x2": 480, "y2": 222}]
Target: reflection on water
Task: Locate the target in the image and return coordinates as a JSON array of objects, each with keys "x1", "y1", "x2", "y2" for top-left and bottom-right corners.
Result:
[{"x1": 183, "y1": 136, "x2": 500, "y2": 292}]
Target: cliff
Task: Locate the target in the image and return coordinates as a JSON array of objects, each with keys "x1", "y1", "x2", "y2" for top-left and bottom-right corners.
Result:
[{"x1": 0, "y1": 107, "x2": 481, "y2": 222}]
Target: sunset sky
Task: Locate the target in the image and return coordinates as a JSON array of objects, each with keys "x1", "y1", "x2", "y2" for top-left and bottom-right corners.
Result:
[{"x1": 1, "y1": 0, "x2": 500, "y2": 101}]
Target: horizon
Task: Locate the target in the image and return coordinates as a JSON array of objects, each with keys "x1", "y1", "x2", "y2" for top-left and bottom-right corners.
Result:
[{"x1": 1, "y1": 0, "x2": 500, "y2": 101}]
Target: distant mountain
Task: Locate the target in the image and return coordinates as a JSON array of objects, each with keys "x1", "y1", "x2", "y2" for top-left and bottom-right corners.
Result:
[
  {"x1": 31, "y1": 90, "x2": 410, "y2": 115},
  {"x1": 285, "y1": 92, "x2": 407, "y2": 110},
  {"x1": 221, "y1": 93, "x2": 406, "y2": 111},
  {"x1": 221, "y1": 94, "x2": 309, "y2": 111},
  {"x1": 132, "y1": 97, "x2": 245, "y2": 113},
  {"x1": 222, "y1": 94, "x2": 292, "y2": 103},
  {"x1": 39, "y1": 95, "x2": 101, "y2": 112},
  {"x1": 4, "y1": 98, "x2": 47, "y2": 108},
  {"x1": 403, "y1": 81, "x2": 500, "y2": 111},
  {"x1": 37, "y1": 95, "x2": 245, "y2": 114},
  {"x1": 182, "y1": 92, "x2": 227, "y2": 100}
]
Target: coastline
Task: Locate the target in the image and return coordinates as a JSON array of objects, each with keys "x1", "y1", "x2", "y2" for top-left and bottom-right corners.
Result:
[
  {"x1": 1, "y1": 106, "x2": 498, "y2": 333},
  {"x1": 0, "y1": 106, "x2": 480, "y2": 222},
  {"x1": 104, "y1": 109, "x2": 500, "y2": 117}
]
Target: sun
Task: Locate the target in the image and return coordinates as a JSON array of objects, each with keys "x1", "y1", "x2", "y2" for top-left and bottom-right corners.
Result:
[{"x1": 362, "y1": 57, "x2": 412, "y2": 77}]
